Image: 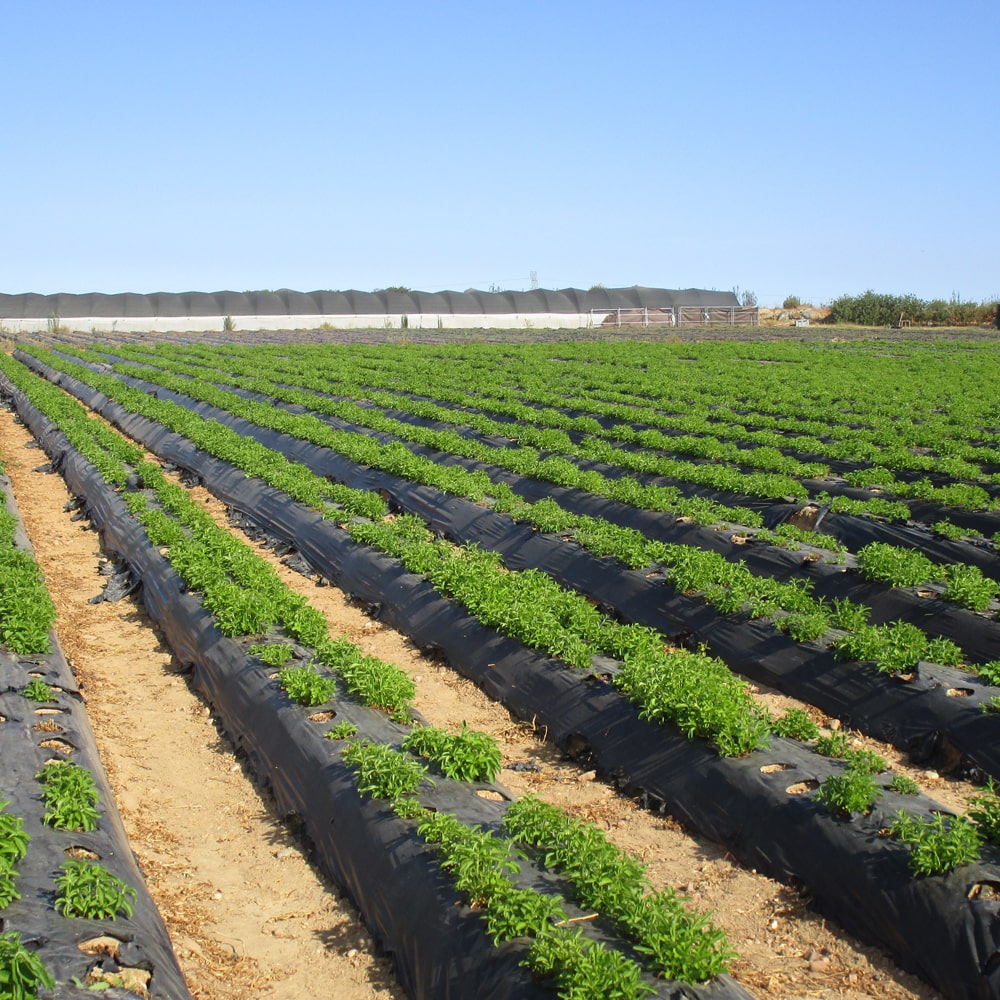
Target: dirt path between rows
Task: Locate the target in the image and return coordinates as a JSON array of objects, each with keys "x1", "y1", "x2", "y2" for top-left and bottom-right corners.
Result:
[{"x1": 0, "y1": 403, "x2": 940, "y2": 1000}]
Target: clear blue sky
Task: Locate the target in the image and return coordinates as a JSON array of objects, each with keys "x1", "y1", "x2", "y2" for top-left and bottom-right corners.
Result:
[{"x1": 4, "y1": 1, "x2": 997, "y2": 306}]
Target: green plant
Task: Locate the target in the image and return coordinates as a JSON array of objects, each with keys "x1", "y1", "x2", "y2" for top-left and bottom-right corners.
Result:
[
  {"x1": 778, "y1": 607, "x2": 831, "y2": 643},
  {"x1": 816, "y1": 768, "x2": 882, "y2": 817},
  {"x1": 933, "y1": 519, "x2": 970, "y2": 541},
  {"x1": 0, "y1": 931, "x2": 55, "y2": 999},
  {"x1": 888, "y1": 774, "x2": 920, "y2": 795},
  {"x1": 249, "y1": 641, "x2": 295, "y2": 666},
  {"x1": 967, "y1": 781, "x2": 1000, "y2": 844},
  {"x1": 842, "y1": 748, "x2": 887, "y2": 775},
  {"x1": 940, "y1": 564, "x2": 999, "y2": 612},
  {"x1": 0, "y1": 802, "x2": 29, "y2": 869},
  {"x1": 830, "y1": 598, "x2": 870, "y2": 632},
  {"x1": 402, "y1": 722, "x2": 502, "y2": 783},
  {"x1": 814, "y1": 730, "x2": 850, "y2": 757},
  {"x1": 856, "y1": 543, "x2": 935, "y2": 588},
  {"x1": 526, "y1": 926, "x2": 654, "y2": 999},
  {"x1": 54, "y1": 860, "x2": 137, "y2": 920},
  {"x1": 392, "y1": 797, "x2": 429, "y2": 820},
  {"x1": 976, "y1": 660, "x2": 1000, "y2": 686},
  {"x1": 925, "y1": 636, "x2": 964, "y2": 667},
  {"x1": 890, "y1": 811, "x2": 983, "y2": 875},
  {"x1": 782, "y1": 296, "x2": 801, "y2": 309},
  {"x1": 223, "y1": 315, "x2": 235, "y2": 332},
  {"x1": 503, "y1": 796, "x2": 733, "y2": 982},
  {"x1": 36, "y1": 762, "x2": 100, "y2": 832},
  {"x1": 341, "y1": 740, "x2": 426, "y2": 800},
  {"x1": 833, "y1": 620, "x2": 928, "y2": 674},
  {"x1": 277, "y1": 664, "x2": 337, "y2": 706},
  {"x1": 326, "y1": 720, "x2": 359, "y2": 741},
  {"x1": 0, "y1": 803, "x2": 25, "y2": 910},
  {"x1": 771, "y1": 708, "x2": 820, "y2": 741},
  {"x1": 317, "y1": 638, "x2": 415, "y2": 718},
  {"x1": 20, "y1": 678, "x2": 54, "y2": 702}
]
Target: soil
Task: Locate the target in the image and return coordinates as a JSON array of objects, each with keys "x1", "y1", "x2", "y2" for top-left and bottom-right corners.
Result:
[{"x1": 0, "y1": 403, "x2": 944, "y2": 1000}]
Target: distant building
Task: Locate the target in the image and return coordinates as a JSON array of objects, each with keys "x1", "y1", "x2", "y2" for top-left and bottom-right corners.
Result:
[{"x1": 0, "y1": 287, "x2": 759, "y2": 334}]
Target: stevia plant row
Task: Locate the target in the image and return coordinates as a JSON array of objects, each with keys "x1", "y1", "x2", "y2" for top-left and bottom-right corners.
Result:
[
  {"x1": 33, "y1": 346, "x2": 1000, "y2": 685},
  {"x1": 0, "y1": 353, "x2": 747, "y2": 1000},
  {"x1": 5, "y1": 350, "x2": 1000, "y2": 992}
]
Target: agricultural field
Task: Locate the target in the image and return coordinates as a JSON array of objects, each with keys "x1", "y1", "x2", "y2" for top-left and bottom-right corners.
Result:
[{"x1": 2, "y1": 330, "x2": 1000, "y2": 1000}]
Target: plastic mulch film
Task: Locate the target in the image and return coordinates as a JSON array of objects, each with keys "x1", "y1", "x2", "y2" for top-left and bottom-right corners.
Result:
[
  {"x1": 32, "y1": 359, "x2": 1000, "y2": 785},
  {"x1": 2, "y1": 379, "x2": 758, "y2": 1000},
  {"x1": 0, "y1": 475, "x2": 192, "y2": 999},
  {"x1": 8, "y1": 364, "x2": 1000, "y2": 998}
]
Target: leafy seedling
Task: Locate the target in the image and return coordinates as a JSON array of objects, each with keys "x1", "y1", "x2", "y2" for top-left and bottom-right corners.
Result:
[
  {"x1": 55, "y1": 860, "x2": 137, "y2": 920},
  {"x1": 890, "y1": 811, "x2": 983, "y2": 876},
  {"x1": 0, "y1": 931, "x2": 55, "y2": 999},
  {"x1": 21, "y1": 678, "x2": 54, "y2": 703}
]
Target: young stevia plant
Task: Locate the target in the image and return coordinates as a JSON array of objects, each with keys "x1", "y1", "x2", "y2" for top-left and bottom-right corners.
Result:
[
  {"x1": 967, "y1": 781, "x2": 1000, "y2": 844},
  {"x1": 340, "y1": 740, "x2": 427, "y2": 801},
  {"x1": 940, "y1": 564, "x2": 1000, "y2": 613},
  {"x1": 402, "y1": 722, "x2": 502, "y2": 783},
  {"x1": 277, "y1": 664, "x2": 338, "y2": 706},
  {"x1": 976, "y1": 660, "x2": 1000, "y2": 686},
  {"x1": 20, "y1": 678, "x2": 54, "y2": 703},
  {"x1": 54, "y1": 860, "x2": 137, "y2": 920},
  {"x1": 856, "y1": 542, "x2": 936, "y2": 589},
  {"x1": 814, "y1": 730, "x2": 851, "y2": 758},
  {"x1": 36, "y1": 761, "x2": 100, "y2": 832},
  {"x1": 889, "y1": 811, "x2": 983, "y2": 876},
  {"x1": 816, "y1": 766, "x2": 882, "y2": 818},
  {"x1": 0, "y1": 802, "x2": 29, "y2": 911},
  {"x1": 771, "y1": 707, "x2": 820, "y2": 741},
  {"x1": 888, "y1": 774, "x2": 920, "y2": 796},
  {"x1": 249, "y1": 641, "x2": 296, "y2": 666},
  {"x1": 325, "y1": 720, "x2": 359, "y2": 741},
  {"x1": 0, "y1": 931, "x2": 55, "y2": 999},
  {"x1": 842, "y1": 748, "x2": 887, "y2": 775}
]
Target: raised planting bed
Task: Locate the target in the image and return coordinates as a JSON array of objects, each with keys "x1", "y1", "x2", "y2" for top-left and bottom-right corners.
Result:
[
  {"x1": 0, "y1": 365, "x2": 756, "y2": 1000},
  {"x1": 4, "y1": 351, "x2": 1000, "y2": 999},
  {"x1": 0, "y1": 465, "x2": 191, "y2": 999}
]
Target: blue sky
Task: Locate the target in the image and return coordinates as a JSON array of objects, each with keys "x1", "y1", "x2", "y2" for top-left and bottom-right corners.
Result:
[{"x1": 4, "y1": 1, "x2": 997, "y2": 306}]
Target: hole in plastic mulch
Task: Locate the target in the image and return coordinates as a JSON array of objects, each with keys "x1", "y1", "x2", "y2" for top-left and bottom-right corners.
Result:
[{"x1": 786, "y1": 780, "x2": 819, "y2": 795}]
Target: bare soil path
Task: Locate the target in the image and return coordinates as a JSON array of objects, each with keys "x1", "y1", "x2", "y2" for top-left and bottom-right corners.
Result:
[{"x1": 0, "y1": 402, "x2": 941, "y2": 1000}]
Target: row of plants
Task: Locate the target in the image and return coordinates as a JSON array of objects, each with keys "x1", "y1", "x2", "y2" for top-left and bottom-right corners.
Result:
[
  {"x1": 1, "y1": 359, "x2": 743, "y2": 999},
  {"x1": 86, "y1": 343, "x2": 923, "y2": 521},
  {"x1": 0, "y1": 468, "x2": 56, "y2": 655},
  {"x1": 17, "y1": 348, "x2": 1000, "y2": 727},
  {"x1": 33, "y1": 347, "x2": 1000, "y2": 680},
  {"x1": 303, "y1": 338, "x2": 1000, "y2": 490},
  {"x1": 0, "y1": 480, "x2": 163, "y2": 997},
  {"x1": 333, "y1": 732, "x2": 734, "y2": 994},
  {"x1": 210, "y1": 338, "x2": 1000, "y2": 492},
  {"x1": 7, "y1": 342, "x2": 1000, "y2": 1000}
]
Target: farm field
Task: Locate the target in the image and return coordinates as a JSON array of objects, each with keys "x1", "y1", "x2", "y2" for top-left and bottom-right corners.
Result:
[{"x1": 3, "y1": 329, "x2": 1000, "y2": 1000}]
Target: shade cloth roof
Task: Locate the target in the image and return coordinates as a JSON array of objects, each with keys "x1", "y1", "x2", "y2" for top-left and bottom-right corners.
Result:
[{"x1": 0, "y1": 287, "x2": 739, "y2": 319}]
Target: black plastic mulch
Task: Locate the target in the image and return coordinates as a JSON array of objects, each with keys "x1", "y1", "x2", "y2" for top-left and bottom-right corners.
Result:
[
  {"x1": 8, "y1": 358, "x2": 1000, "y2": 998},
  {"x1": 1, "y1": 374, "x2": 759, "y2": 1000},
  {"x1": 0, "y1": 476, "x2": 191, "y2": 1000}
]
